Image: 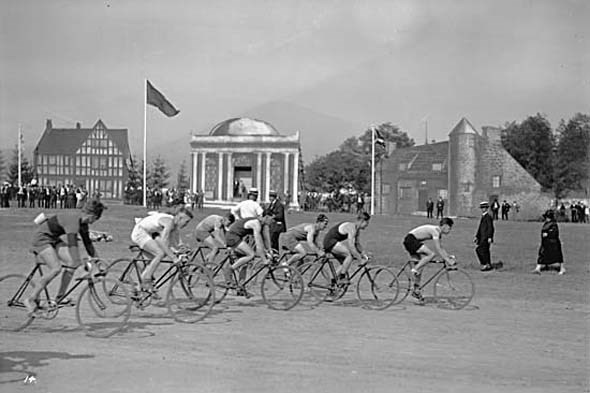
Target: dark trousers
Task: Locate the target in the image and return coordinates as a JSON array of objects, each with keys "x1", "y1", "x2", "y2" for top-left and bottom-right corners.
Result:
[
  {"x1": 436, "y1": 209, "x2": 443, "y2": 219},
  {"x1": 475, "y1": 243, "x2": 491, "y2": 266}
]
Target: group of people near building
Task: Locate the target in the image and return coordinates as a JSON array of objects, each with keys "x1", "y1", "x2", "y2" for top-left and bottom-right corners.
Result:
[
  {"x1": 558, "y1": 201, "x2": 589, "y2": 223},
  {"x1": 0, "y1": 182, "x2": 90, "y2": 210},
  {"x1": 300, "y1": 190, "x2": 366, "y2": 214}
]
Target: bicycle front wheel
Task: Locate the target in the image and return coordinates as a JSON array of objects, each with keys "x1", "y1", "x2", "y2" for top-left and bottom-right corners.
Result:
[
  {"x1": 204, "y1": 262, "x2": 229, "y2": 304},
  {"x1": 0, "y1": 274, "x2": 36, "y2": 332},
  {"x1": 105, "y1": 258, "x2": 140, "y2": 305},
  {"x1": 76, "y1": 277, "x2": 131, "y2": 338},
  {"x1": 167, "y1": 263, "x2": 215, "y2": 323},
  {"x1": 260, "y1": 265, "x2": 304, "y2": 311},
  {"x1": 433, "y1": 268, "x2": 475, "y2": 310},
  {"x1": 356, "y1": 266, "x2": 400, "y2": 310},
  {"x1": 297, "y1": 261, "x2": 323, "y2": 307}
]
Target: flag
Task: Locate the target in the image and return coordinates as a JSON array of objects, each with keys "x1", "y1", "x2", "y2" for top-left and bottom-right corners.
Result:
[
  {"x1": 374, "y1": 128, "x2": 386, "y2": 147},
  {"x1": 147, "y1": 80, "x2": 180, "y2": 117}
]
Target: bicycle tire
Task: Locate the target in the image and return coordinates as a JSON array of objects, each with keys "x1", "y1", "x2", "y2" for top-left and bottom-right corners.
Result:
[
  {"x1": 0, "y1": 274, "x2": 36, "y2": 332},
  {"x1": 260, "y1": 265, "x2": 304, "y2": 311},
  {"x1": 167, "y1": 263, "x2": 215, "y2": 323},
  {"x1": 297, "y1": 261, "x2": 323, "y2": 307},
  {"x1": 394, "y1": 264, "x2": 413, "y2": 303},
  {"x1": 204, "y1": 262, "x2": 229, "y2": 304},
  {"x1": 76, "y1": 277, "x2": 131, "y2": 338},
  {"x1": 432, "y1": 268, "x2": 475, "y2": 310},
  {"x1": 105, "y1": 258, "x2": 140, "y2": 306},
  {"x1": 356, "y1": 266, "x2": 400, "y2": 310}
]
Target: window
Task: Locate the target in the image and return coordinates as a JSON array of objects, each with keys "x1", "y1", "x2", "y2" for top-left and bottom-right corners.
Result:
[
  {"x1": 492, "y1": 176, "x2": 501, "y2": 188},
  {"x1": 382, "y1": 184, "x2": 391, "y2": 195},
  {"x1": 432, "y1": 163, "x2": 442, "y2": 171},
  {"x1": 398, "y1": 163, "x2": 407, "y2": 171},
  {"x1": 438, "y1": 189, "x2": 448, "y2": 199},
  {"x1": 48, "y1": 155, "x2": 55, "y2": 165},
  {"x1": 399, "y1": 186, "x2": 413, "y2": 200}
]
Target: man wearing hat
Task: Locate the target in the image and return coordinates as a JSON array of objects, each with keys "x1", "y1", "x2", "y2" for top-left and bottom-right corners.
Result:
[
  {"x1": 474, "y1": 201, "x2": 494, "y2": 271},
  {"x1": 231, "y1": 187, "x2": 263, "y2": 220},
  {"x1": 264, "y1": 190, "x2": 287, "y2": 251}
]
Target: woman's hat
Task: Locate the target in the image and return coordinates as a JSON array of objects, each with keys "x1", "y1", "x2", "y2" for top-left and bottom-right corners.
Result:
[{"x1": 542, "y1": 209, "x2": 555, "y2": 220}]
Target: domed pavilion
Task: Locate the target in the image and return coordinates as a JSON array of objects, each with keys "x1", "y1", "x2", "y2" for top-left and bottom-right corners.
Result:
[{"x1": 189, "y1": 118, "x2": 300, "y2": 206}]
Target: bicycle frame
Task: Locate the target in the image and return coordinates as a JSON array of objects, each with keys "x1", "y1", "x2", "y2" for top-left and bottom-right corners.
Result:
[{"x1": 398, "y1": 259, "x2": 455, "y2": 291}]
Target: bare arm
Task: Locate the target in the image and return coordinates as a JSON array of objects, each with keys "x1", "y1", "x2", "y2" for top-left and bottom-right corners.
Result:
[
  {"x1": 156, "y1": 218, "x2": 179, "y2": 260},
  {"x1": 432, "y1": 238, "x2": 453, "y2": 264},
  {"x1": 344, "y1": 224, "x2": 363, "y2": 260},
  {"x1": 306, "y1": 225, "x2": 323, "y2": 255}
]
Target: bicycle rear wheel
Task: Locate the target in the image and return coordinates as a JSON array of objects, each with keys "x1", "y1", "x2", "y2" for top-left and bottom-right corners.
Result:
[
  {"x1": 356, "y1": 266, "x2": 400, "y2": 310},
  {"x1": 0, "y1": 274, "x2": 36, "y2": 332},
  {"x1": 105, "y1": 258, "x2": 140, "y2": 305},
  {"x1": 76, "y1": 277, "x2": 131, "y2": 338},
  {"x1": 433, "y1": 268, "x2": 474, "y2": 310},
  {"x1": 260, "y1": 265, "x2": 304, "y2": 311},
  {"x1": 167, "y1": 263, "x2": 215, "y2": 323}
]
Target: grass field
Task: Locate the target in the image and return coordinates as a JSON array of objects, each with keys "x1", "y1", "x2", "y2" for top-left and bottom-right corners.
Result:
[{"x1": 1, "y1": 205, "x2": 589, "y2": 393}]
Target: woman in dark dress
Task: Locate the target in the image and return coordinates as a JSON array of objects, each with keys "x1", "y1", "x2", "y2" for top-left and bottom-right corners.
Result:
[{"x1": 532, "y1": 210, "x2": 565, "y2": 275}]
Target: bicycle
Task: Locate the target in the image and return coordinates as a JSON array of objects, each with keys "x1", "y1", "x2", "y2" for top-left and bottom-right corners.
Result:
[
  {"x1": 394, "y1": 258, "x2": 475, "y2": 310},
  {"x1": 105, "y1": 245, "x2": 215, "y2": 323},
  {"x1": 0, "y1": 255, "x2": 132, "y2": 338},
  {"x1": 204, "y1": 249, "x2": 304, "y2": 311},
  {"x1": 302, "y1": 254, "x2": 400, "y2": 310}
]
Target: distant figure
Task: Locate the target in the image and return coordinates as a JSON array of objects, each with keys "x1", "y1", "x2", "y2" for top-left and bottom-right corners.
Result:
[
  {"x1": 263, "y1": 190, "x2": 286, "y2": 251},
  {"x1": 436, "y1": 197, "x2": 445, "y2": 219},
  {"x1": 426, "y1": 198, "x2": 434, "y2": 218},
  {"x1": 491, "y1": 198, "x2": 500, "y2": 220},
  {"x1": 532, "y1": 210, "x2": 565, "y2": 275},
  {"x1": 501, "y1": 200, "x2": 511, "y2": 220},
  {"x1": 474, "y1": 201, "x2": 494, "y2": 272}
]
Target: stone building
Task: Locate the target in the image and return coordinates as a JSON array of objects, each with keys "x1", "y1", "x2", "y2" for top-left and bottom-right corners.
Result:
[
  {"x1": 33, "y1": 119, "x2": 130, "y2": 199},
  {"x1": 189, "y1": 118, "x2": 300, "y2": 207},
  {"x1": 377, "y1": 117, "x2": 551, "y2": 218}
]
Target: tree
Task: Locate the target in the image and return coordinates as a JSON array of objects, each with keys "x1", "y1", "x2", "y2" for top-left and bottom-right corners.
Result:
[
  {"x1": 0, "y1": 150, "x2": 5, "y2": 181},
  {"x1": 357, "y1": 122, "x2": 415, "y2": 160},
  {"x1": 176, "y1": 160, "x2": 190, "y2": 190},
  {"x1": 553, "y1": 113, "x2": 590, "y2": 200},
  {"x1": 501, "y1": 114, "x2": 555, "y2": 190},
  {"x1": 147, "y1": 156, "x2": 170, "y2": 190},
  {"x1": 124, "y1": 155, "x2": 144, "y2": 205},
  {"x1": 7, "y1": 146, "x2": 35, "y2": 186}
]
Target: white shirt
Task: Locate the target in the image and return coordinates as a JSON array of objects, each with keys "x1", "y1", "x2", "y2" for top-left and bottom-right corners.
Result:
[{"x1": 231, "y1": 200, "x2": 263, "y2": 219}]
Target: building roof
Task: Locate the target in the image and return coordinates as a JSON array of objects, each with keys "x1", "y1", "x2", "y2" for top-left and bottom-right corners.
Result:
[
  {"x1": 448, "y1": 117, "x2": 479, "y2": 136},
  {"x1": 209, "y1": 118, "x2": 280, "y2": 136},
  {"x1": 35, "y1": 119, "x2": 130, "y2": 155},
  {"x1": 392, "y1": 141, "x2": 449, "y2": 171}
]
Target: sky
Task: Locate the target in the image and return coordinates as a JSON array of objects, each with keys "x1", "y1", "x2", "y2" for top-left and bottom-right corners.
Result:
[{"x1": 1, "y1": 0, "x2": 589, "y2": 167}]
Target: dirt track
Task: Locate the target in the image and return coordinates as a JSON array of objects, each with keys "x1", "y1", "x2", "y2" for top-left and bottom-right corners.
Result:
[{"x1": 1, "y1": 207, "x2": 589, "y2": 393}]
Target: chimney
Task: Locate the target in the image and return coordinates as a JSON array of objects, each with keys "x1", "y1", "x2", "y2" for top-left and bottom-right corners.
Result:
[
  {"x1": 76, "y1": 122, "x2": 81, "y2": 129},
  {"x1": 482, "y1": 126, "x2": 501, "y2": 145},
  {"x1": 46, "y1": 119, "x2": 52, "y2": 130}
]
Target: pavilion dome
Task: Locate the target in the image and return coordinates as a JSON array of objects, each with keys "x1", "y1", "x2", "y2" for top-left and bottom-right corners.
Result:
[{"x1": 209, "y1": 118, "x2": 280, "y2": 136}]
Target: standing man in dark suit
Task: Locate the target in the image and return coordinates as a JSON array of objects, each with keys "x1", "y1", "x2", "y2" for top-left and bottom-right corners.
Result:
[
  {"x1": 436, "y1": 196, "x2": 445, "y2": 219},
  {"x1": 264, "y1": 190, "x2": 287, "y2": 251},
  {"x1": 475, "y1": 201, "x2": 494, "y2": 272},
  {"x1": 426, "y1": 198, "x2": 434, "y2": 218}
]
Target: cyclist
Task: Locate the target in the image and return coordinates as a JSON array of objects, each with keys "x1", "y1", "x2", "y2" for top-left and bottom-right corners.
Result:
[
  {"x1": 194, "y1": 212, "x2": 235, "y2": 263},
  {"x1": 224, "y1": 215, "x2": 273, "y2": 293},
  {"x1": 24, "y1": 199, "x2": 106, "y2": 314},
  {"x1": 230, "y1": 188, "x2": 263, "y2": 220},
  {"x1": 402, "y1": 217, "x2": 456, "y2": 302},
  {"x1": 278, "y1": 213, "x2": 329, "y2": 267},
  {"x1": 322, "y1": 212, "x2": 371, "y2": 284},
  {"x1": 130, "y1": 206, "x2": 193, "y2": 291}
]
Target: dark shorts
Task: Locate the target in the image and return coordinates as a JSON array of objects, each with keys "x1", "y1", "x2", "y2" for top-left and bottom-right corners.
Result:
[
  {"x1": 31, "y1": 231, "x2": 66, "y2": 254},
  {"x1": 403, "y1": 234, "x2": 423, "y2": 256},
  {"x1": 195, "y1": 230, "x2": 212, "y2": 243},
  {"x1": 323, "y1": 237, "x2": 340, "y2": 253},
  {"x1": 225, "y1": 232, "x2": 243, "y2": 249}
]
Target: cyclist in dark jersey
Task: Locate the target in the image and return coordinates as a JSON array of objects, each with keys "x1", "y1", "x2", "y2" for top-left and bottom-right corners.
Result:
[
  {"x1": 279, "y1": 213, "x2": 329, "y2": 266},
  {"x1": 25, "y1": 199, "x2": 106, "y2": 314},
  {"x1": 322, "y1": 212, "x2": 371, "y2": 283}
]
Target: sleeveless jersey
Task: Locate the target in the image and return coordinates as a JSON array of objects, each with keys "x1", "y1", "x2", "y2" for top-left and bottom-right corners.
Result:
[{"x1": 138, "y1": 213, "x2": 173, "y2": 234}]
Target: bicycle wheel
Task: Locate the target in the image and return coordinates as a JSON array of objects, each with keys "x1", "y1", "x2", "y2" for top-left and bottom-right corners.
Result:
[
  {"x1": 356, "y1": 266, "x2": 400, "y2": 310},
  {"x1": 204, "y1": 262, "x2": 229, "y2": 304},
  {"x1": 394, "y1": 264, "x2": 413, "y2": 303},
  {"x1": 0, "y1": 274, "x2": 36, "y2": 332},
  {"x1": 76, "y1": 277, "x2": 131, "y2": 338},
  {"x1": 433, "y1": 268, "x2": 475, "y2": 310},
  {"x1": 297, "y1": 261, "x2": 323, "y2": 307},
  {"x1": 260, "y1": 265, "x2": 304, "y2": 311},
  {"x1": 167, "y1": 263, "x2": 215, "y2": 323},
  {"x1": 105, "y1": 258, "x2": 140, "y2": 305}
]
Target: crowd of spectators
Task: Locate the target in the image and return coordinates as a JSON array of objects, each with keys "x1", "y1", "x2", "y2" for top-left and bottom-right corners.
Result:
[{"x1": 0, "y1": 182, "x2": 90, "y2": 209}]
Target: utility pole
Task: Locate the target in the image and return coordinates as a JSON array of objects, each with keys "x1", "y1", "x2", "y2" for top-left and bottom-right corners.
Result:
[{"x1": 18, "y1": 124, "x2": 22, "y2": 187}]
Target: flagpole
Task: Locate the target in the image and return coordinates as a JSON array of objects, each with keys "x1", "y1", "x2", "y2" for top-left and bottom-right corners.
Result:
[
  {"x1": 143, "y1": 78, "x2": 147, "y2": 208},
  {"x1": 371, "y1": 126, "x2": 375, "y2": 215},
  {"x1": 18, "y1": 124, "x2": 22, "y2": 188}
]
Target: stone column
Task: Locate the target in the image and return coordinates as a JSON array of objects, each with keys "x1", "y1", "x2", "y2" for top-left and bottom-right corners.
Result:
[
  {"x1": 283, "y1": 152, "x2": 290, "y2": 196},
  {"x1": 256, "y1": 153, "x2": 262, "y2": 191},
  {"x1": 192, "y1": 152, "x2": 198, "y2": 193},
  {"x1": 265, "y1": 152, "x2": 272, "y2": 203},
  {"x1": 217, "y1": 152, "x2": 223, "y2": 201},
  {"x1": 226, "y1": 152, "x2": 233, "y2": 201},
  {"x1": 200, "y1": 152, "x2": 206, "y2": 193},
  {"x1": 293, "y1": 150, "x2": 299, "y2": 208}
]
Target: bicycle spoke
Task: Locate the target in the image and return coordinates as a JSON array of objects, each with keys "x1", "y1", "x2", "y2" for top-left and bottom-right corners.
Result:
[{"x1": 0, "y1": 274, "x2": 36, "y2": 331}]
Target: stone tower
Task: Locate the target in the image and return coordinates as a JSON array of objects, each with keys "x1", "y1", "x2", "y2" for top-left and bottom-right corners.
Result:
[{"x1": 448, "y1": 118, "x2": 479, "y2": 216}]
